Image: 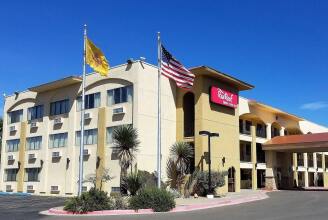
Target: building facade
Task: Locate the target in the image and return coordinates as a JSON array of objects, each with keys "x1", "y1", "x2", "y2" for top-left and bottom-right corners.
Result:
[{"x1": 1, "y1": 60, "x2": 327, "y2": 195}]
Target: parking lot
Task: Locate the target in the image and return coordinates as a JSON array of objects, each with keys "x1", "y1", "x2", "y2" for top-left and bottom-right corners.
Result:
[{"x1": 0, "y1": 194, "x2": 65, "y2": 220}]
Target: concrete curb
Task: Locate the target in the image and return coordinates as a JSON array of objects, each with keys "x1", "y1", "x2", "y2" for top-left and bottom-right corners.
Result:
[{"x1": 40, "y1": 192, "x2": 269, "y2": 216}]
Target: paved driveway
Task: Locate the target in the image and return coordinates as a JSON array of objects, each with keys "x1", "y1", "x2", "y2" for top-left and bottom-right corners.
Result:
[
  {"x1": 0, "y1": 194, "x2": 65, "y2": 220},
  {"x1": 2, "y1": 191, "x2": 328, "y2": 220}
]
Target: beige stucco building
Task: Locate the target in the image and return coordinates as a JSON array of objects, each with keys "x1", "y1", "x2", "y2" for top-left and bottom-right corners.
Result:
[{"x1": 1, "y1": 60, "x2": 327, "y2": 196}]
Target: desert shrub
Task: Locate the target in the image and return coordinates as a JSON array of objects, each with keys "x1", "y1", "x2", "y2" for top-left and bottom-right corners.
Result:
[
  {"x1": 64, "y1": 188, "x2": 113, "y2": 213},
  {"x1": 129, "y1": 188, "x2": 175, "y2": 212},
  {"x1": 123, "y1": 172, "x2": 143, "y2": 196},
  {"x1": 195, "y1": 171, "x2": 227, "y2": 196},
  {"x1": 111, "y1": 194, "x2": 129, "y2": 210}
]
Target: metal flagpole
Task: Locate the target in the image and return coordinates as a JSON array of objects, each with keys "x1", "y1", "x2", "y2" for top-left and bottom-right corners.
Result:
[
  {"x1": 78, "y1": 24, "x2": 87, "y2": 196},
  {"x1": 157, "y1": 32, "x2": 162, "y2": 188}
]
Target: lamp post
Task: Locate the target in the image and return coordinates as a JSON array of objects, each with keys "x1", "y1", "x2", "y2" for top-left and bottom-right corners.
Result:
[{"x1": 199, "y1": 130, "x2": 219, "y2": 198}]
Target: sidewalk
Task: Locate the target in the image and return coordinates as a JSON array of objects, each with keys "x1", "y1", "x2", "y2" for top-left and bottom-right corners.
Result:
[{"x1": 41, "y1": 190, "x2": 269, "y2": 216}]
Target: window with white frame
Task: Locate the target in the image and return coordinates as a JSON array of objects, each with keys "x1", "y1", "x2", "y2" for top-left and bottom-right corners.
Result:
[
  {"x1": 28, "y1": 105, "x2": 44, "y2": 121},
  {"x1": 6, "y1": 139, "x2": 20, "y2": 152},
  {"x1": 76, "y1": 92, "x2": 101, "y2": 111},
  {"x1": 8, "y1": 109, "x2": 23, "y2": 124},
  {"x1": 27, "y1": 136, "x2": 42, "y2": 150},
  {"x1": 25, "y1": 168, "x2": 40, "y2": 182},
  {"x1": 107, "y1": 85, "x2": 133, "y2": 106},
  {"x1": 75, "y1": 129, "x2": 98, "y2": 145},
  {"x1": 49, "y1": 133, "x2": 68, "y2": 148},
  {"x1": 5, "y1": 169, "x2": 18, "y2": 181},
  {"x1": 50, "y1": 99, "x2": 69, "y2": 116}
]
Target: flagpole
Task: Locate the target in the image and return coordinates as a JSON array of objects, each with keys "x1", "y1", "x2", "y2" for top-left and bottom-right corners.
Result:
[
  {"x1": 157, "y1": 32, "x2": 162, "y2": 188},
  {"x1": 78, "y1": 24, "x2": 87, "y2": 196}
]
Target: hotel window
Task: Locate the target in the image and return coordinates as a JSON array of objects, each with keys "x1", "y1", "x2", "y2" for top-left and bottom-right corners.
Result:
[
  {"x1": 106, "y1": 125, "x2": 132, "y2": 144},
  {"x1": 27, "y1": 136, "x2": 42, "y2": 150},
  {"x1": 245, "y1": 120, "x2": 252, "y2": 135},
  {"x1": 8, "y1": 109, "x2": 23, "y2": 124},
  {"x1": 76, "y1": 92, "x2": 101, "y2": 111},
  {"x1": 75, "y1": 129, "x2": 98, "y2": 145},
  {"x1": 325, "y1": 155, "x2": 328, "y2": 170},
  {"x1": 256, "y1": 143, "x2": 265, "y2": 163},
  {"x1": 5, "y1": 169, "x2": 18, "y2": 182},
  {"x1": 25, "y1": 168, "x2": 40, "y2": 182},
  {"x1": 256, "y1": 124, "x2": 267, "y2": 138},
  {"x1": 297, "y1": 153, "x2": 304, "y2": 167},
  {"x1": 49, "y1": 133, "x2": 68, "y2": 148},
  {"x1": 107, "y1": 85, "x2": 133, "y2": 106},
  {"x1": 6, "y1": 139, "x2": 20, "y2": 152},
  {"x1": 307, "y1": 153, "x2": 314, "y2": 167},
  {"x1": 50, "y1": 99, "x2": 69, "y2": 116},
  {"x1": 317, "y1": 153, "x2": 323, "y2": 168},
  {"x1": 27, "y1": 105, "x2": 44, "y2": 121},
  {"x1": 183, "y1": 92, "x2": 195, "y2": 137},
  {"x1": 239, "y1": 120, "x2": 243, "y2": 133}
]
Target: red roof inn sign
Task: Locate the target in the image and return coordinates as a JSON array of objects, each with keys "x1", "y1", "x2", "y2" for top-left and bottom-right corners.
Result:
[{"x1": 210, "y1": 86, "x2": 238, "y2": 108}]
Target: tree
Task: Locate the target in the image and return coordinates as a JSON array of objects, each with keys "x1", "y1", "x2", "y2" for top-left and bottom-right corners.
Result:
[
  {"x1": 166, "y1": 142, "x2": 194, "y2": 190},
  {"x1": 112, "y1": 125, "x2": 140, "y2": 192}
]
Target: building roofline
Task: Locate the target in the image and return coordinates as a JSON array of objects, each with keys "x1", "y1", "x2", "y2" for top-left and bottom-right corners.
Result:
[
  {"x1": 189, "y1": 66, "x2": 254, "y2": 91},
  {"x1": 4, "y1": 60, "x2": 157, "y2": 98}
]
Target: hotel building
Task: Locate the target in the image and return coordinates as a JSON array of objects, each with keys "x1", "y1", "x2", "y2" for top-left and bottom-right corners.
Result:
[{"x1": 1, "y1": 60, "x2": 328, "y2": 196}]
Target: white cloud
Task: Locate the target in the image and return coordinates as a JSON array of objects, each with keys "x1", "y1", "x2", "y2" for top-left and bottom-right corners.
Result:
[{"x1": 300, "y1": 101, "x2": 328, "y2": 110}]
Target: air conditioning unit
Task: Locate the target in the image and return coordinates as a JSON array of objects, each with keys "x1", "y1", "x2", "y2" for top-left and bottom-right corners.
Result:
[
  {"x1": 30, "y1": 121, "x2": 37, "y2": 128},
  {"x1": 83, "y1": 149, "x2": 90, "y2": 156},
  {"x1": 84, "y1": 112, "x2": 92, "y2": 120},
  {"x1": 6, "y1": 185, "x2": 12, "y2": 192},
  {"x1": 28, "y1": 154, "x2": 36, "y2": 160},
  {"x1": 82, "y1": 186, "x2": 88, "y2": 192},
  {"x1": 7, "y1": 155, "x2": 14, "y2": 161},
  {"x1": 9, "y1": 126, "x2": 16, "y2": 132},
  {"x1": 27, "y1": 185, "x2": 35, "y2": 193},
  {"x1": 54, "y1": 117, "x2": 62, "y2": 125},
  {"x1": 50, "y1": 185, "x2": 60, "y2": 194},
  {"x1": 52, "y1": 151, "x2": 61, "y2": 158},
  {"x1": 113, "y1": 107, "x2": 126, "y2": 115}
]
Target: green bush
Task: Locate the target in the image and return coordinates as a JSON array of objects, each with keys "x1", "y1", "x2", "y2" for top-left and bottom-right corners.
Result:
[
  {"x1": 64, "y1": 188, "x2": 113, "y2": 213},
  {"x1": 111, "y1": 194, "x2": 129, "y2": 210},
  {"x1": 195, "y1": 171, "x2": 227, "y2": 196},
  {"x1": 129, "y1": 188, "x2": 175, "y2": 212},
  {"x1": 123, "y1": 172, "x2": 143, "y2": 196}
]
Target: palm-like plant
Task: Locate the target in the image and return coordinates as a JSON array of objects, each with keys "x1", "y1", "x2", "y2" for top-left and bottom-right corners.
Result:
[
  {"x1": 167, "y1": 142, "x2": 194, "y2": 190},
  {"x1": 112, "y1": 125, "x2": 140, "y2": 170},
  {"x1": 170, "y1": 142, "x2": 194, "y2": 173},
  {"x1": 112, "y1": 125, "x2": 140, "y2": 192}
]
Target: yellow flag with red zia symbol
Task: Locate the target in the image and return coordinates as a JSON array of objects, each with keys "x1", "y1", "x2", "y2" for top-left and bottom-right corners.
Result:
[{"x1": 86, "y1": 38, "x2": 110, "y2": 76}]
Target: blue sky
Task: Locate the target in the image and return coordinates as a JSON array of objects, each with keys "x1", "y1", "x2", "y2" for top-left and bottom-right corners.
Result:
[{"x1": 0, "y1": 0, "x2": 327, "y2": 126}]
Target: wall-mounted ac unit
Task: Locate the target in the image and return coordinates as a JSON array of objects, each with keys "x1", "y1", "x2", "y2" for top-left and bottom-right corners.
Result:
[
  {"x1": 6, "y1": 185, "x2": 12, "y2": 192},
  {"x1": 54, "y1": 117, "x2": 62, "y2": 125},
  {"x1": 83, "y1": 149, "x2": 90, "y2": 156},
  {"x1": 7, "y1": 155, "x2": 14, "y2": 161},
  {"x1": 28, "y1": 154, "x2": 36, "y2": 160},
  {"x1": 30, "y1": 122, "x2": 37, "y2": 128},
  {"x1": 50, "y1": 185, "x2": 60, "y2": 194},
  {"x1": 9, "y1": 126, "x2": 16, "y2": 132},
  {"x1": 52, "y1": 152, "x2": 61, "y2": 158},
  {"x1": 84, "y1": 112, "x2": 92, "y2": 120},
  {"x1": 113, "y1": 107, "x2": 126, "y2": 115},
  {"x1": 82, "y1": 186, "x2": 88, "y2": 192},
  {"x1": 27, "y1": 185, "x2": 35, "y2": 193}
]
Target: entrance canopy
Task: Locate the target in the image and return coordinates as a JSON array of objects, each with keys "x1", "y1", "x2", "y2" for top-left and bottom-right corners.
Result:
[{"x1": 263, "y1": 132, "x2": 328, "y2": 152}]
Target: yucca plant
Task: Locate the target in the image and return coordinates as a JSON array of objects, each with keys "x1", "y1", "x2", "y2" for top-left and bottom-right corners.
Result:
[
  {"x1": 166, "y1": 142, "x2": 194, "y2": 191},
  {"x1": 123, "y1": 171, "x2": 143, "y2": 196},
  {"x1": 170, "y1": 142, "x2": 194, "y2": 173},
  {"x1": 112, "y1": 125, "x2": 140, "y2": 193}
]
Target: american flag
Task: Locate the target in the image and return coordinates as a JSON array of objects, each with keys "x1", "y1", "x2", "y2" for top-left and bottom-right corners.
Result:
[{"x1": 161, "y1": 45, "x2": 195, "y2": 90}]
